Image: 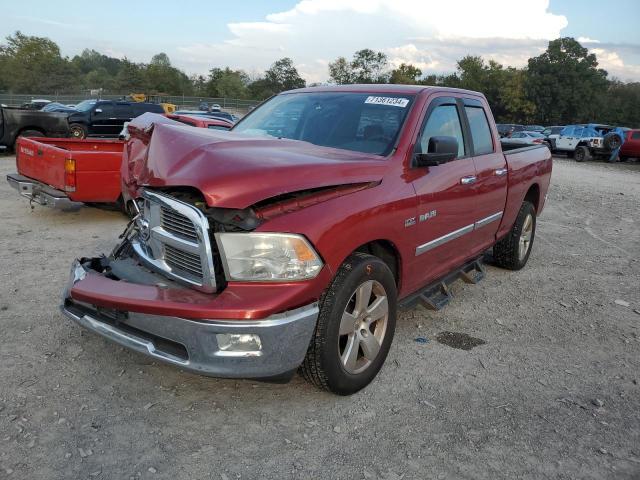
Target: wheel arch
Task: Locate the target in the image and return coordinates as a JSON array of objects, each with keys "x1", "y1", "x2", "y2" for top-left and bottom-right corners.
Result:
[
  {"x1": 523, "y1": 183, "x2": 540, "y2": 213},
  {"x1": 16, "y1": 126, "x2": 46, "y2": 136},
  {"x1": 352, "y1": 239, "x2": 402, "y2": 289}
]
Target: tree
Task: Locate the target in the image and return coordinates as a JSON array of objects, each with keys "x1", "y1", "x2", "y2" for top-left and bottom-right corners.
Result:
[
  {"x1": 205, "y1": 67, "x2": 249, "y2": 98},
  {"x1": 328, "y1": 49, "x2": 389, "y2": 84},
  {"x1": 526, "y1": 37, "x2": 608, "y2": 124},
  {"x1": 390, "y1": 63, "x2": 422, "y2": 84},
  {"x1": 264, "y1": 58, "x2": 305, "y2": 92}
]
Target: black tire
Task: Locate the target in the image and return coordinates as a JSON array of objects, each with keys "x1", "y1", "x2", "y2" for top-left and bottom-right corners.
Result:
[
  {"x1": 300, "y1": 252, "x2": 397, "y2": 395},
  {"x1": 18, "y1": 129, "x2": 45, "y2": 138},
  {"x1": 574, "y1": 146, "x2": 591, "y2": 162},
  {"x1": 493, "y1": 201, "x2": 536, "y2": 271},
  {"x1": 603, "y1": 132, "x2": 622, "y2": 150},
  {"x1": 565, "y1": 150, "x2": 574, "y2": 159},
  {"x1": 69, "y1": 123, "x2": 88, "y2": 139}
]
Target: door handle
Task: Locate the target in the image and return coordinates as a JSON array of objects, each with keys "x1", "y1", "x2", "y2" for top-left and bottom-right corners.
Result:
[
  {"x1": 494, "y1": 168, "x2": 508, "y2": 176},
  {"x1": 460, "y1": 175, "x2": 477, "y2": 185}
]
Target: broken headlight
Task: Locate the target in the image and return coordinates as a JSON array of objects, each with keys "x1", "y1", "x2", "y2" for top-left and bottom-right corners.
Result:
[{"x1": 215, "y1": 233, "x2": 323, "y2": 281}]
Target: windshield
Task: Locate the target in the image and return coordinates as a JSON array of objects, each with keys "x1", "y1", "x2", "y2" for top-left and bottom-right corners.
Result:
[
  {"x1": 75, "y1": 100, "x2": 97, "y2": 112},
  {"x1": 233, "y1": 92, "x2": 415, "y2": 156}
]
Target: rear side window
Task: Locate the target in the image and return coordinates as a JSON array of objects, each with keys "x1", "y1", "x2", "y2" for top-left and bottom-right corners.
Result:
[
  {"x1": 465, "y1": 106, "x2": 494, "y2": 155},
  {"x1": 419, "y1": 104, "x2": 465, "y2": 157},
  {"x1": 632, "y1": 132, "x2": 640, "y2": 139},
  {"x1": 132, "y1": 103, "x2": 164, "y2": 115}
]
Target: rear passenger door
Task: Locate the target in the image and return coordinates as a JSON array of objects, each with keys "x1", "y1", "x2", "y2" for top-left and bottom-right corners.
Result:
[
  {"x1": 461, "y1": 98, "x2": 508, "y2": 254},
  {"x1": 91, "y1": 102, "x2": 117, "y2": 136},
  {"x1": 113, "y1": 103, "x2": 134, "y2": 134}
]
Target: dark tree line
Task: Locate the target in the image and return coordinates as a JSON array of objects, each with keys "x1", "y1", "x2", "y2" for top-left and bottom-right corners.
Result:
[{"x1": 1, "y1": 31, "x2": 638, "y2": 126}]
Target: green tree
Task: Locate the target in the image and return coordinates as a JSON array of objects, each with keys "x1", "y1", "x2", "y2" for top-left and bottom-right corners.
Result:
[
  {"x1": 328, "y1": 49, "x2": 389, "y2": 84},
  {"x1": 248, "y1": 58, "x2": 305, "y2": 99},
  {"x1": 205, "y1": 67, "x2": 249, "y2": 98},
  {"x1": 526, "y1": 37, "x2": 608, "y2": 124},
  {"x1": 389, "y1": 63, "x2": 422, "y2": 84},
  {"x1": 328, "y1": 57, "x2": 353, "y2": 84}
]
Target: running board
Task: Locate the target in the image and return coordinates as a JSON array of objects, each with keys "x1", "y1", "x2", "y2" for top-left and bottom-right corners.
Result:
[{"x1": 399, "y1": 257, "x2": 486, "y2": 311}]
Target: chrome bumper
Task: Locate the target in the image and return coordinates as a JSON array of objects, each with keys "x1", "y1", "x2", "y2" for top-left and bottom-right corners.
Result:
[
  {"x1": 61, "y1": 262, "x2": 319, "y2": 379},
  {"x1": 6, "y1": 173, "x2": 81, "y2": 209}
]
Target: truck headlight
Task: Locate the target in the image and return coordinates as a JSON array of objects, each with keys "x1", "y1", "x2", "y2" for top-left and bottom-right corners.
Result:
[{"x1": 216, "y1": 233, "x2": 323, "y2": 281}]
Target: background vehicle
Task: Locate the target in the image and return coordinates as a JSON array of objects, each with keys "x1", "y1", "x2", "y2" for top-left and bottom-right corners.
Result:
[
  {"x1": 174, "y1": 110, "x2": 238, "y2": 123},
  {"x1": 41, "y1": 102, "x2": 77, "y2": 113},
  {"x1": 500, "y1": 131, "x2": 545, "y2": 147},
  {"x1": 0, "y1": 107, "x2": 69, "y2": 149},
  {"x1": 7, "y1": 115, "x2": 227, "y2": 210},
  {"x1": 554, "y1": 124, "x2": 626, "y2": 162},
  {"x1": 19, "y1": 99, "x2": 51, "y2": 110},
  {"x1": 166, "y1": 113, "x2": 233, "y2": 130},
  {"x1": 67, "y1": 100, "x2": 165, "y2": 139},
  {"x1": 525, "y1": 125, "x2": 544, "y2": 133},
  {"x1": 619, "y1": 129, "x2": 640, "y2": 161},
  {"x1": 65, "y1": 86, "x2": 552, "y2": 395},
  {"x1": 541, "y1": 125, "x2": 564, "y2": 151},
  {"x1": 128, "y1": 93, "x2": 176, "y2": 114},
  {"x1": 496, "y1": 123, "x2": 524, "y2": 138}
]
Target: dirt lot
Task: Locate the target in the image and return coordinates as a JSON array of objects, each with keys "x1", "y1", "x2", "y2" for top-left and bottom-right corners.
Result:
[{"x1": 0, "y1": 155, "x2": 638, "y2": 480}]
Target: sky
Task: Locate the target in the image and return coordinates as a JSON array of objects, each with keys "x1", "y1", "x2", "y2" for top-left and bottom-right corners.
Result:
[{"x1": 2, "y1": 0, "x2": 640, "y2": 82}]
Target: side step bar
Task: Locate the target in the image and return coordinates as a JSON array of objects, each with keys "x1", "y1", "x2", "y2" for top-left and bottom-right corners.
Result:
[{"x1": 399, "y1": 257, "x2": 486, "y2": 311}]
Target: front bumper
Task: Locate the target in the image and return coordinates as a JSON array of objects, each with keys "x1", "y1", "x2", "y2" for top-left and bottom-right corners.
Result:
[
  {"x1": 62, "y1": 260, "x2": 319, "y2": 379},
  {"x1": 6, "y1": 173, "x2": 81, "y2": 209}
]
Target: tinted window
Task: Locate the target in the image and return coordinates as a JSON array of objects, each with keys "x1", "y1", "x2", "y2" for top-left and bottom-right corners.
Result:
[
  {"x1": 465, "y1": 106, "x2": 493, "y2": 155},
  {"x1": 233, "y1": 92, "x2": 414, "y2": 156},
  {"x1": 511, "y1": 132, "x2": 523, "y2": 138},
  {"x1": 94, "y1": 103, "x2": 114, "y2": 116},
  {"x1": 115, "y1": 104, "x2": 133, "y2": 118},
  {"x1": 631, "y1": 132, "x2": 640, "y2": 139},
  {"x1": 132, "y1": 103, "x2": 164, "y2": 115},
  {"x1": 419, "y1": 104, "x2": 465, "y2": 157}
]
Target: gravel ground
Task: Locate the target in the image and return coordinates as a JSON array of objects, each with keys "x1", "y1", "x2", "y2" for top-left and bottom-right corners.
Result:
[{"x1": 0, "y1": 155, "x2": 639, "y2": 480}]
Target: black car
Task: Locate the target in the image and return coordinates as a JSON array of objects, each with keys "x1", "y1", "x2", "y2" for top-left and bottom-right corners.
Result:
[
  {"x1": 67, "y1": 100, "x2": 165, "y2": 139},
  {"x1": 496, "y1": 123, "x2": 524, "y2": 138},
  {"x1": 0, "y1": 107, "x2": 69, "y2": 150}
]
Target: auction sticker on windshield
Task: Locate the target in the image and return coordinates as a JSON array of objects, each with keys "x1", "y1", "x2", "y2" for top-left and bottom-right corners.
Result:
[{"x1": 364, "y1": 96, "x2": 409, "y2": 108}]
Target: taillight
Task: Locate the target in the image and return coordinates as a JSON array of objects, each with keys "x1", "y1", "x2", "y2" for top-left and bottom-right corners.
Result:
[
  {"x1": 64, "y1": 157, "x2": 76, "y2": 192},
  {"x1": 533, "y1": 139, "x2": 543, "y2": 143}
]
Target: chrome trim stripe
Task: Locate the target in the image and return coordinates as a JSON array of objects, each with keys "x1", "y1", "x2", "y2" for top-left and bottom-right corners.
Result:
[
  {"x1": 474, "y1": 211, "x2": 503, "y2": 229},
  {"x1": 415, "y1": 210, "x2": 504, "y2": 256},
  {"x1": 415, "y1": 224, "x2": 474, "y2": 256}
]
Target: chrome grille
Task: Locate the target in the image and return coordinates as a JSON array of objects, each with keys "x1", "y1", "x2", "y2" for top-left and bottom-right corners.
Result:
[
  {"x1": 160, "y1": 207, "x2": 198, "y2": 241},
  {"x1": 164, "y1": 244, "x2": 203, "y2": 278},
  {"x1": 131, "y1": 189, "x2": 217, "y2": 292}
]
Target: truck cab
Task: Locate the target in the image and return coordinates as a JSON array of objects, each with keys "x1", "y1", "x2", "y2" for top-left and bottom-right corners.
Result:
[{"x1": 67, "y1": 100, "x2": 165, "y2": 139}]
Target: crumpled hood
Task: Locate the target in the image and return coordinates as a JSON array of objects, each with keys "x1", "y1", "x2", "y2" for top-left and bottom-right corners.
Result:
[{"x1": 126, "y1": 116, "x2": 388, "y2": 209}]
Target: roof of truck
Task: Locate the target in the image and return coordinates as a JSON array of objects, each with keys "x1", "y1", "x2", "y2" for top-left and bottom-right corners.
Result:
[{"x1": 285, "y1": 84, "x2": 485, "y2": 97}]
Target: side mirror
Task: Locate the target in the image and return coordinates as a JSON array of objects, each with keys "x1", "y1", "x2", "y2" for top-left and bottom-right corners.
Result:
[
  {"x1": 414, "y1": 136, "x2": 458, "y2": 167},
  {"x1": 94, "y1": 108, "x2": 103, "y2": 114}
]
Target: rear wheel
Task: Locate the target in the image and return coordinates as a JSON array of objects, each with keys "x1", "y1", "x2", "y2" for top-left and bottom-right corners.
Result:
[
  {"x1": 69, "y1": 123, "x2": 88, "y2": 139},
  {"x1": 300, "y1": 252, "x2": 397, "y2": 395},
  {"x1": 574, "y1": 146, "x2": 591, "y2": 162},
  {"x1": 493, "y1": 201, "x2": 536, "y2": 270},
  {"x1": 17, "y1": 129, "x2": 44, "y2": 140}
]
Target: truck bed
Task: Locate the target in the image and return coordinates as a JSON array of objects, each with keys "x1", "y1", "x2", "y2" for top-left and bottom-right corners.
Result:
[{"x1": 15, "y1": 137, "x2": 125, "y2": 203}]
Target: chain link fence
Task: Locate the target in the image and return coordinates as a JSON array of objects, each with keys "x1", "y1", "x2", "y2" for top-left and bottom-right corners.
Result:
[{"x1": 0, "y1": 93, "x2": 261, "y2": 116}]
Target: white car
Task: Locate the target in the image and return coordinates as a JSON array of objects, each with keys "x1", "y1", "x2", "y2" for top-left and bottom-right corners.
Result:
[{"x1": 554, "y1": 124, "x2": 623, "y2": 162}]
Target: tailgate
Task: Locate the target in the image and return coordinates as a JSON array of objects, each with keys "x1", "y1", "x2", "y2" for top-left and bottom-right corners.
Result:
[{"x1": 16, "y1": 137, "x2": 69, "y2": 191}]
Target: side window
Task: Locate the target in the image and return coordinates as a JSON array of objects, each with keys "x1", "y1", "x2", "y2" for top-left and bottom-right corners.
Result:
[
  {"x1": 512, "y1": 132, "x2": 522, "y2": 138},
  {"x1": 115, "y1": 104, "x2": 133, "y2": 118},
  {"x1": 631, "y1": 132, "x2": 640, "y2": 140},
  {"x1": 94, "y1": 103, "x2": 114, "y2": 117},
  {"x1": 419, "y1": 104, "x2": 465, "y2": 157},
  {"x1": 464, "y1": 106, "x2": 494, "y2": 155},
  {"x1": 573, "y1": 127, "x2": 584, "y2": 137}
]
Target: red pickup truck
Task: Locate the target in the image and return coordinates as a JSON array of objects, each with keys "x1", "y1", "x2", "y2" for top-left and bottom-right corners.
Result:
[
  {"x1": 6, "y1": 115, "x2": 232, "y2": 210},
  {"x1": 62, "y1": 85, "x2": 552, "y2": 395}
]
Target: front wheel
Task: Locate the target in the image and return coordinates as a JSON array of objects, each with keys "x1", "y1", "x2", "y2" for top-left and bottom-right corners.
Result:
[
  {"x1": 574, "y1": 146, "x2": 591, "y2": 162},
  {"x1": 493, "y1": 201, "x2": 536, "y2": 270},
  {"x1": 300, "y1": 252, "x2": 397, "y2": 395}
]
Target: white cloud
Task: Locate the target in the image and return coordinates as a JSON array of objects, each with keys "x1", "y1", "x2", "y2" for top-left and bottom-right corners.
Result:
[
  {"x1": 174, "y1": 0, "x2": 640, "y2": 82},
  {"x1": 591, "y1": 48, "x2": 640, "y2": 81},
  {"x1": 578, "y1": 36, "x2": 600, "y2": 44}
]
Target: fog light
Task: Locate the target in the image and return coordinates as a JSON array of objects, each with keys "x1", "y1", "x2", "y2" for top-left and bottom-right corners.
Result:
[{"x1": 216, "y1": 333, "x2": 262, "y2": 353}]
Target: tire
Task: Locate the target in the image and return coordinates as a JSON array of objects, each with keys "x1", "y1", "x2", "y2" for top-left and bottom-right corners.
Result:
[
  {"x1": 574, "y1": 146, "x2": 591, "y2": 162},
  {"x1": 493, "y1": 201, "x2": 536, "y2": 271},
  {"x1": 69, "y1": 123, "x2": 88, "y2": 139},
  {"x1": 565, "y1": 150, "x2": 574, "y2": 159},
  {"x1": 603, "y1": 132, "x2": 622, "y2": 150},
  {"x1": 18, "y1": 129, "x2": 45, "y2": 139},
  {"x1": 300, "y1": 252, "x2": 397, "y2": 395}
]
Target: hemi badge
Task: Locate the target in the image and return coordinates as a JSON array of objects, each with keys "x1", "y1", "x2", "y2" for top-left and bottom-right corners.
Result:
[{"x1": 405, "y1": 217, "x2": 416, "y2": 227}]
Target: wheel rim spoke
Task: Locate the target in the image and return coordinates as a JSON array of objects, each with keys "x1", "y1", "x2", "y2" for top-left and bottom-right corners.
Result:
[
  {"x1": 341, "y1": 334, "x2": 359, "y2": 371},
  {"x1": 354, "y1": 281, "x2": 373, "y2": 315},
  {"x1": 359, "y1": 332, "x2": 381, "y2": 361},
  {"x1": 339, "y1": 311, "x2": 357, "y2": 336},
  {"x1": 366, "y1": 296, "x2": 388, "y2": 322}
]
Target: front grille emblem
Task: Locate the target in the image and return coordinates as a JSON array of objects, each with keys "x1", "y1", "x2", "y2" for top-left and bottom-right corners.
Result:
[{"x1": 137, "y1": 218, "x2": 151, "y2": 242}]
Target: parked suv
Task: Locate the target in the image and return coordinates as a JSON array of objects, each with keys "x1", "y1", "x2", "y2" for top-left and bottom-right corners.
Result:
[
  {"x1": 67, "y1": 100, "x2": 165, "y2": 139},
  {"x1": 554, "y1": 124, "x2": 626, "y2": 162}
]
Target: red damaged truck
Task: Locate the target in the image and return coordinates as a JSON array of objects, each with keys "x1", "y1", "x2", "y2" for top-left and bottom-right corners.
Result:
[{"x1": 61, "y1": 85, "x2": 552, "y2": 395}]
